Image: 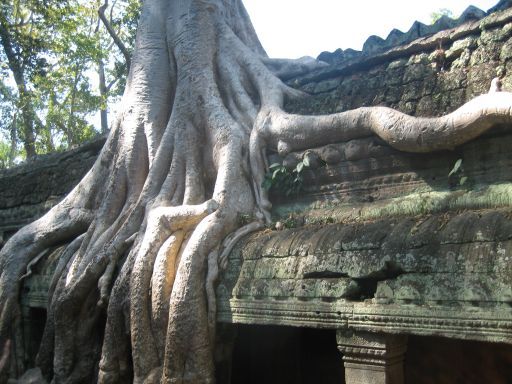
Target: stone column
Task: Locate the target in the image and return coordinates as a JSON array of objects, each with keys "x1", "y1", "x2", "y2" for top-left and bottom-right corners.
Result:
[{"x1": 336, "y1": 330, "x2": 408, "y2": 384}]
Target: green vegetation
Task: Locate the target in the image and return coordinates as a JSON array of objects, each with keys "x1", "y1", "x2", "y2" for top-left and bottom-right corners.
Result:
[
  {"x1": 430, "y1": 8, "x2": 454, "y2": 24},
  {"x1": 448, "y1": 158, "x2": 469, "y2": 187},
  {"x1": 0, "y1": 0, "x2": 140, "y2": 167},
  {"x1": 262, "y1": 157, "x2": 310, "y2": 196}
]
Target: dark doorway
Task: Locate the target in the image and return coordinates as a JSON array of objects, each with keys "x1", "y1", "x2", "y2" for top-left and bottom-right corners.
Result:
[
  {"x1": 25, "y1": 307, "x2": 46, "y2": 366},
  {"x1": 230, "y1": 324, "x2": 344, "y2": 384},
  {"x1": 405, "y1": 335, "x2": 512, "y2": 384}
]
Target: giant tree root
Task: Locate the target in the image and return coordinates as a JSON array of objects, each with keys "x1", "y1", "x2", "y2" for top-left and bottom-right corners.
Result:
[{"x1": 1, "y1": 0, "x2": 511, "y2": 383}]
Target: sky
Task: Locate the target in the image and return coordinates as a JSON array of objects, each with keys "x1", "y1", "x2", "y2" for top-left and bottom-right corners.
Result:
[{"x1": 243, "y1": 0, "x2": 500, "y2": 59}]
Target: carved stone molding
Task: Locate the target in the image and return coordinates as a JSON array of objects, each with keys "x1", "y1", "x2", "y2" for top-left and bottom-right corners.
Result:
[
  {"x1": 217, "y1": 298, "x2": 352, "y2": 329},
  {"x1": 217, "y1": 297, "x2": 512, "y2": 344},
  {"x1": 336, "y1": 330, "x2": 408, "y2": 384}
]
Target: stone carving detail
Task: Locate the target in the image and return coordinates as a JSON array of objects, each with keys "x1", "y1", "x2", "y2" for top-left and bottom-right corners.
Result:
[
  {"x1": 336, "y1": 330, "x2": 408, "y2": 384},
  {"x1": 216, "y1": 298, "x2": 512, "y2": 344}
]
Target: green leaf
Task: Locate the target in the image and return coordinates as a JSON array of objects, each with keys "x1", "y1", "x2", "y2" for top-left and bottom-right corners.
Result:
[
  {"x1": 302, "y1": 156, "x2": 310, "y2": 167},
  {"x1": 269, "y1": 163, "x2": 281, "y2": 169},
  {"x1": 448, "y1": 158, "x2": 463, "y2": 176},
  {"x1": 459, "y1": 176, "x2": 468, "y2": 186},
  {"x1": 296, "y1": 162, "x2": 304, "y2": 173}
]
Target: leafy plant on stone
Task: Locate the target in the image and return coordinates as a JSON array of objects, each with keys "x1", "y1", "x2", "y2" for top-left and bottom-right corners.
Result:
[
  {"x1": 448, "y1": 158, "x2": 468, "y2": 186},
  {"x1": 262, "y1": 156, "x2": 310, "y2": 196}
]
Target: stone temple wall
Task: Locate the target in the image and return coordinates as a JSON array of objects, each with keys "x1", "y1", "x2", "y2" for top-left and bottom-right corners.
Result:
[
  {"x1": 286, "y1": 5, "x2": 512, "y2": 118},
  {"x1": 0, "y1": 137, "x2": 105, "y2": 248}
]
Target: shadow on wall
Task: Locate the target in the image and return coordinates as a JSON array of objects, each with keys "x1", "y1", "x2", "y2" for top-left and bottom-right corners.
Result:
[
  {"x1": 406, "y1": 335, "x2": 512, "y2": 384},
  {"x1": 227, "y1": 325, "x2": 512, "y2": 384},
  {"x1": 230, "y1": 325, "x2": 344, "y2": 384}
]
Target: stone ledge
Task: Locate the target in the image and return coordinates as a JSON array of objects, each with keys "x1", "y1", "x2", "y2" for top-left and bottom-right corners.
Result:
[{"x1": 217, "y1": 298, "x2": 512, "y2": 344}]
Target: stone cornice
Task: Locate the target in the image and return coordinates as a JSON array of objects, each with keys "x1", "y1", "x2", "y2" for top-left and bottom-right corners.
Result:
[{"x1": 217, "y1": 298, "x2": 512, "y2": 344}]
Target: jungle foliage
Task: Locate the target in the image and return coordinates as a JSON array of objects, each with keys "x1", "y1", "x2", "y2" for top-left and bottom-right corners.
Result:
[{"x1": 0, "y1": 0, "x2": 140, "y2": 166}]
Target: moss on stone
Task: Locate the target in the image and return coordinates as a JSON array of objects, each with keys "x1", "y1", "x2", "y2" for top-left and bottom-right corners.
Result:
[{"x1": 273, "y1": 183, "x2": 512, "y2": 226}]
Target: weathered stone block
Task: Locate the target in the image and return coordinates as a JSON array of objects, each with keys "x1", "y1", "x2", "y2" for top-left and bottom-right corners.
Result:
[{"x1": 337, "y1": 330, "x2": 408, "y2": 384}]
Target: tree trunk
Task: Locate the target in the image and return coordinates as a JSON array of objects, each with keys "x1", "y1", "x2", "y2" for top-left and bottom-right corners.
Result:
[
  {"x1": 1, "y1": 0, "x2": 512, "y2": 383},
  {"x1": 66, "y1": 65, "x2": 82, "y2": 147},
  {"x1": 8, "y1": 113, "x2": 17, "y2": 166},
  {"x1": 98, "y1": 59, "x2": 109, "y2": 134},
  {"x1": 17, "y1": 87, "x2": 37, "y2": 159},
  {"x1": 98, "y1": 0, "x2": 132, "y2": 75},
  {"x1": 0, "y1": 16, "x2": 37, "y2": 159}
]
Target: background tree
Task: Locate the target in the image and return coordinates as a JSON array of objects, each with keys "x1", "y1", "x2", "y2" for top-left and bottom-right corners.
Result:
[
  {"x1": 0, "y1": 0, "x2": 139, "y2": 166},
  {"x1": 96, "y1": 0, "x2": 140, "y2": 133},
  {"x1": 430, "y1": 8, "x2": 455, "y2": 23},
  {"x1": 0, "y1": 82, "x2": 18, "y2": 167},
  {"x1": 0, "y1": 0, "x2": 100, "y2": 159},
  {"x1": 0, "y1": 0, "x2": 511, "y2": 383}
]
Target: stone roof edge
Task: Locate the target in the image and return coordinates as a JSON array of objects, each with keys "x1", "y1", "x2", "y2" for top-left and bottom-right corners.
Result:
[
  {"x1": 316, "y1": 1, "x2": 509, "y2": 64},
  {"x1": 0, "y1": 134, "x2": 106, "y2": 178},
  {"x1": 292, "y1": 5, "x2": 512, "y2": 87},
  {"x1": 217, "y1": 298, "x2": 512, "y2": 343}
]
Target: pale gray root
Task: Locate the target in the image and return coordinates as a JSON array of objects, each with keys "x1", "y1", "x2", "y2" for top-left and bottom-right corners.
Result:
[
  {"x1": 97, "y1": 233, "x2": 137, "y2": 306},
  {"x1": 219, "y1": 218, "x2": 265, "y2": 270},
  {"x1": 2, "y1": 0, "x2": 512, "y2": 383},
  {"x1": 267, "y1": 93, "x2": 512, "y2": 153},
  {"x1": 262, "y1": 56, "x2": 329, "y2": 80},
  {"x1": 36, "y1": 236, "x2": 84, "y2": 378},
  {"x1": 0, "y1": 199, "x2": 97, "y2": 378},
  {"x1": 250, "y1": 92, "x2": 512, "y2": 220},
  {"x1": 130, "y1": 201, "x2": 218, "y2": 382},
  {"x1": 18, "y1": 250, "x2": 48, "y2": 282},
  {"x1": 207, "y1": 216, "x2": 264, "y2": 343},
  {"x1": 151, "y1": 230, "x2": 188, "y2": 361},
  {"x1": 206, "y1": 248, "x2": 220, "y2": 346},
  {"x1": 99, "y1": 241, "x2": 139, "y2": 384},
  {"x1": 161, "y1": 210, "x2": 237, "y2": 384}
]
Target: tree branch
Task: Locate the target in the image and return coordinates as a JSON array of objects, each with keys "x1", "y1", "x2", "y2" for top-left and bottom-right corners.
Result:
[
  {"x1": 98, "y1": 0, "x2": 131, "y2": 73},
  {"x1": 0, "y1": 13, "x2": 23, "y2": 86},
  {"x1": 106, "y1": 78, "x2": 119, "y2": 92}
]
